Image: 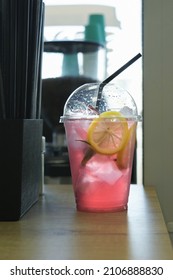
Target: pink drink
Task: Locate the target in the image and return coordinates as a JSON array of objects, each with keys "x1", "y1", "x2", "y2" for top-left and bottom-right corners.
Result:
[{"x1": 64, "y1": 119, "x2": 136, "y2": 212}]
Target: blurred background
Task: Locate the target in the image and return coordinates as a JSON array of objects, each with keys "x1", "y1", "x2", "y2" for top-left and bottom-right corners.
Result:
[{"x1": 41, "y1": 0, "x2": 143, "y2": 186}]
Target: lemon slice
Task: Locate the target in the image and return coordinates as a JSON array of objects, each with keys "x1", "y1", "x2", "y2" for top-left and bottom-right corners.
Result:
[
  {"x1": 117, "y1": 123, "x2": 137, "y2": 169},
  {"x1": 87, "y1": 111, "x2": 128, "y2": 155}
]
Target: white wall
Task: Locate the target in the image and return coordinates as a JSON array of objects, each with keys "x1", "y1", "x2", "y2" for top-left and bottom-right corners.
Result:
[{"x1": 143, "y1": 0, "x2": 173, "y2": 233}]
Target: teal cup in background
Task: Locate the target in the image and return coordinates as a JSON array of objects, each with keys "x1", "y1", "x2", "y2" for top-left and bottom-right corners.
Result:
[
  {"x1": 88, "y1": 14, "x2": 106, "y2": 46},
  {"x1": 62, "y1": 53, "x2": 79, "y2": 77},
  {"x1": 83, "y1": 14, "x2": 107, "y2": 80},
  {"x1": 84, "y1": 23, "x2": 104, "y2": 46}
]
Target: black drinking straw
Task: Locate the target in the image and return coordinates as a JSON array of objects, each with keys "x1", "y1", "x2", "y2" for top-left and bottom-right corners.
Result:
[
  {"x1": 95, "y1": 53, "x2": 142, "y2": 110},
  {"x1": 36, "y1": 2, "x2": 45, "y2": 119},
  {"x1": 26, "y1": 0, "x2": 42, "y2": 119},
  {"x1": 9, "y1": 0, "x2": 17, "y2": 119},
  {"x1": 16, "y1": 0, "x2": 30, "y2": 118},
  {"x1": 0, "y1": 66, "x2": 6, "y2": 119}
]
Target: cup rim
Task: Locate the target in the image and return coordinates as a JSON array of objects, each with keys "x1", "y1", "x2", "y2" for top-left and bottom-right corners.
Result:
[{"x1": 60, "y1": 114, "x2": 142, "y2": 123}]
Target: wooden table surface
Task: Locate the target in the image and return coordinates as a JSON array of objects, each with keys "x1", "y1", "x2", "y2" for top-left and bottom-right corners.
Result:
[{"x1": 0, "y1": 184, "x2": 172, "y2": 260}]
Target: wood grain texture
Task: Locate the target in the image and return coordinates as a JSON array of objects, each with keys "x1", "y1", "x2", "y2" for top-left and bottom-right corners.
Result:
[{"x1": 0, "y1": 184, "x2": 172, "y2": 260}]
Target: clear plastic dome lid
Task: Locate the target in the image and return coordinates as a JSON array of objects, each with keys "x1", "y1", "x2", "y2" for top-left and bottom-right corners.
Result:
[{"x1": 60, "y1": 83, "x2": 141, "y2": 121}]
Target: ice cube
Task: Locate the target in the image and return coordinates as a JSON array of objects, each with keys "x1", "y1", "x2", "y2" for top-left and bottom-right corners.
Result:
[
  {"x1": 85, "y1": 154, "x2": 123, "y2": 184},
  {"x1": 120, "y1": 106, "x2": 134, "y2": 117}
]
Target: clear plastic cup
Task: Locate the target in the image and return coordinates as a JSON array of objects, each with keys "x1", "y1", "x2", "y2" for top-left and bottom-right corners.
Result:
[{"x1": 60, "y1": 83, "x2": 141, "y2": 212}]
